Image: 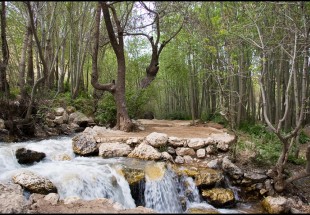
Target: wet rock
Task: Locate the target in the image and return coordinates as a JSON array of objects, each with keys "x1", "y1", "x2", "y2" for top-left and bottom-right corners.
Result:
[
  {"x1": 145, "y1": 132, "x2": 168, "y2": 148},
  {"x1": 261, "y1": 196, "x2": 290, "y2": 214},
  {"x1": 145, "y1": 162, "x2": 166, "y2": 181},
  {"x1": 15, "y1": 148, "x2": 46, "y2": 164},
  {"x1": 12, "y1": 171, "x2": 57, "y2": 194},
  {"x1": 176, "y1": 147, "x2": 195, "y2": 156},
  {"x1": 128, "y1": 143, "x2": 161, "y2": 160},
  {"x1": 117, "y1": 166, "x2": 145, "y2": 185},
  {"x1": 99, "y1": 142, "x2": 132, "y2": 158},
  {"x1": 195, "y1": 168, "x2": 224, "y2": 188},
  {"x1": 202, "y1": 188, "x2": 235, "y2": 208},
  {"x1": 0, "y1": 183, "x2": 30, "y2": 213}
]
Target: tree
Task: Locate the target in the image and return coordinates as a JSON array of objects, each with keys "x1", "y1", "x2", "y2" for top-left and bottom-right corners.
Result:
[{"x1": 0, "y1": 1, "x2": 9, "y2": 98}]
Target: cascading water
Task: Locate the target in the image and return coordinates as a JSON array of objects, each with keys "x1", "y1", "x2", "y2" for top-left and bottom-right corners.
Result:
[{"x1": 0, "y1": 136, "x2": 260, "y2": 213}]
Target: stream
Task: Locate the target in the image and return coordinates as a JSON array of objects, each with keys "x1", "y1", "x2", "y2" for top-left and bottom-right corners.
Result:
[{"x1": 0, "y1": 136, "x2": 263, "y2": 213}]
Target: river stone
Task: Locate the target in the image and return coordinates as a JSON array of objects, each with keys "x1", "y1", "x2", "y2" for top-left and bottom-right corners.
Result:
[
  {"x1": 15, "y1": 148, "x2": 46, "y2": 164},
  {"x1": 168, "y1": 136, "x2": 185, "y2": 147},
  {"x1": 187, "y1": 138, "x2": 207, "y2": 150},
  {"x1": 72, "y1": 132, "x2": 98, "y2": 155},
  {"x1": 145, "y1": 132, "x2": 168, "y2": 148},
  {"x1": 99, "y1": 142, "x2": 132, "y2": 158},
  {"x1": 176, "y1": 147, "x2": 195, "y2": 156},
  {"x1": 202, "y1": 188, "x2": 235, "y2": 207},
  {"x1": 54, "y1": 107, "x2": 65, "y2": 116},
  {"x1": 261, "y1": 196, "x2": 290, "y2": 214},
  {"x1": 12, "y1": 171, "x2": 57, "y2": 194},
  {"x1": 0, "y1": 183, "x2": 29, "y2": 213},
  {"x1": 128, "y1": 143, "x2": 161, "y2": 160},
  {"x1": 222, "y1": 156, "x2": 243, "y2": 180},
  {"x1": 195, "y1": 168, "x2": 224, "y2": 188}
]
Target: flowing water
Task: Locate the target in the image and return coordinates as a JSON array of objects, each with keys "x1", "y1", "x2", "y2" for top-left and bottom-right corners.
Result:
[{"x1": 0, "y1": 136, "x2": 261, "y2": 213}]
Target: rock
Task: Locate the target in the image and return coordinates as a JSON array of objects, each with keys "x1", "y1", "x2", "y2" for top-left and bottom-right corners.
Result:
[
  {"x1": 168, "y1": 136, "x2": 185, "y2": 147},
  {"x1": 217, "y1": 142, "x2": 229, "y2": 152},
  {"x1": 202, "y1": 188, "x2": 235, "y2": 207},
  {"x1": 64, "y1": 196, "x2": 81, "y2": 204},
  {"x1": 72, "y1": 132, "x2": 98, "y2": 155},
  {"x1": 66, "y1": 106, "x2": 76, "y2": 114},
  {"x1": 197, "y1": 148, "x2": 206, "y2": 158},
  {"x1": 117, "y1": 167, "x2": 145, "y2": 185},
  {"x1": 207, "y1": 159, "x2": 221, "y2": 169},
  {"x1": 15, "y1": 148, "x2": 46, "y2": 164},
  {"x1": 0, "y1": 118, "x2": 5, "y2": 129},
  {"x1": 195, "y1": 168, "x2": 224, "y2": 188},
  {"x1": 222, "y1": 156, "x2": 243, "y2": 180},
  {"x1": 167, "y1": 146, "x2": 176, "y2": 154},
  {"x1": 44, "y1": 193, "x2": 59, "y2": 205},
  {"x1": 45, "y1": 112, "x2": 56, "y2": 120},
  {"x1": 184, "y1": 155, "x2": 193, "y2": 164},
  {"x1": 53, "y1": 116, "x2": 64, "y2": 125},
  {"x1": 62, "y1": 111, "x2": 69, "y2": 124},
  {"x1": 145, "y1": 132, "x2": 168, "y2": 148},
  {"x1": 0, "y1": 183, "x2": 29, "y2": 213},
  {"x1": 126, "y1": 137, "x2": 141, "y2": 147},
  {"x1": 128, "y1": 143, "x2": 161, "y2": 160},
  {"x1": 12, "y1": 171, "x2": 57, "y2": 194},
  {"x1": 187, "y1": 138, "x2": 208, "y2": 150},
  {"x1": 175, "y1": 147, "x2": 195, "y2": 156},
  {"x1": 161, "y1": 151, "x2": 174, "y2": 162},
  {"x1": 261, "y1": 196, "x2": 290, "y2": 214},
  {"x1": 54, "y1": 107, "x2": 65, "y2": 116},
  {"x1": 99, "y1": 142, "x2": 132, "y2": 158},
  {"x1": 209, "y1": 133, "x2": 236, "y2": 145},
  {"x1": 175, "y1": 156, "x2": 184, "y2": 164},
  {"x1": 242, "y1": 172, "x2": 268, "y2": 185},
  {"x1": 69, "y1": 111, "x2": 93, "y2": 127},
  {"x1": 145, "y1": 162, "x2": 166, "y2": 181},
  {"x1": 206, "y1": 145, "x2": 217, "y2": 154}
]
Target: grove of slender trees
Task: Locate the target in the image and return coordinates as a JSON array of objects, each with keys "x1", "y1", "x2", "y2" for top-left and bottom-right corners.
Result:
[{"x1": 0, "y1": 1, "x2": 309, "y2": 192}]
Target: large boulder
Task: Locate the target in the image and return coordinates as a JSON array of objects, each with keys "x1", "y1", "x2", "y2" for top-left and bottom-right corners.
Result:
[
  {"x1": 128, "y1": 143, "x2": 161, "y2": 160},
  {"x1": 72, "y1": 132, "x2": 98, "y2": 155},
  {"x1": 15, "y1": 148, "x2": 46, "y2": 164},
  {"x1": 12, "y1": 171, "x2": 57, "y2": 195},
  {"x1": 0, "y1": 183, "x2": 30, "y2": 213},
  {"x1": 202, "y1": 188, "x2": 235, "y2": 207},
  {"x1": 145, "y1": 132, "x2": 168, "y2": 148},
  {"x1": 99, "y1": 142, "x2": 132, "y2": 158},
  {"x1": 195, "y1": 168, "x2": 224, "y2": 188}
]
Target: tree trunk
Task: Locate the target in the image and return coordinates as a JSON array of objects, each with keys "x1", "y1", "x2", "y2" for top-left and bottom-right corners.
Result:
[{"x1": 0, "y1": 1, "x2": 9, "y2": 97}]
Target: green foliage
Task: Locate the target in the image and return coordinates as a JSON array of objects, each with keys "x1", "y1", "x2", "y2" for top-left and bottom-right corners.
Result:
[
  {"x1": 299, "y1": 131, "x2": 310, "y2": 144},
  {"x1": 165, "y1": 111, "x2": 190, "y2": 120},
  {"x1": 95, "y1": 93, "x2": 116, "y2": 127}
]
